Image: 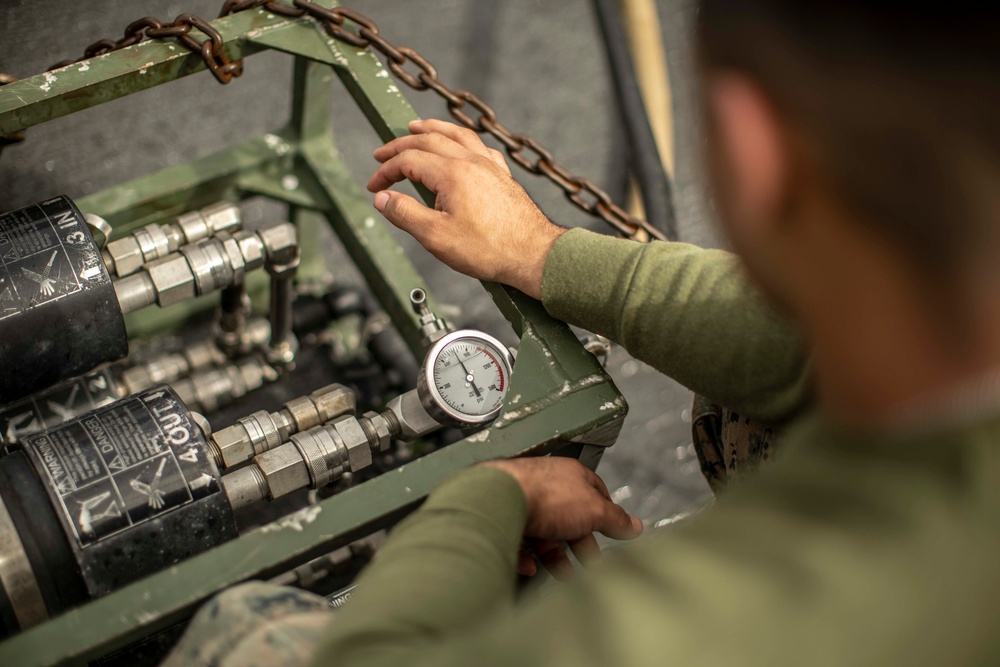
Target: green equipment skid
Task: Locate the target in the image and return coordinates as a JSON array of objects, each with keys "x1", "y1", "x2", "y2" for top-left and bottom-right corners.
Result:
[{"x1": 0, "y1": 3, "x2": 626, "y2": 664}]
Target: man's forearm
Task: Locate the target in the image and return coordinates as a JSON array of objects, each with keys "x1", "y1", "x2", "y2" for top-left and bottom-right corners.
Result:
[{"x1": 541, "y1": 228, "x2": 811, "y2": 422}]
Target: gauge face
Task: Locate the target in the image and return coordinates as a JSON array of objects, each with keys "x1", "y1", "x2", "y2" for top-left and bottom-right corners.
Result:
[{"x1": 422, "y1": 331, "x2": 513, "y2": 426}]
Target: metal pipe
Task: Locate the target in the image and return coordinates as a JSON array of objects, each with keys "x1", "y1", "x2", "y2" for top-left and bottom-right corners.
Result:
[
  {"x1": 268, "y1": 272, "x2": 296, "y2": 362},
  {"x1": 590, "y1": 0, "x2": 678, "y2": 240},
  {"x1": 113, "y1": 273, "x2": 156, "y2": 314}
]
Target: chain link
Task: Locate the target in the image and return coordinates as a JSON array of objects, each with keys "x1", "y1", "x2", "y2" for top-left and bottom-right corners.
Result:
[
  {"x1": 1, "y1": 0, "x2": 664, "y2": 242},
  {"x1": 47, "y1": 12, "x2": 243, "y2": 83}
]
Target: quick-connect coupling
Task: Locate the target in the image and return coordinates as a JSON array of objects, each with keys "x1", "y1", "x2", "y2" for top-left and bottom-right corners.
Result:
[
  {"x1": 104, "y1": 202, "x2": 241, "y2": 277},
  {"x1": 209, "y1": 384, "x2": 356, "y2": 469}
]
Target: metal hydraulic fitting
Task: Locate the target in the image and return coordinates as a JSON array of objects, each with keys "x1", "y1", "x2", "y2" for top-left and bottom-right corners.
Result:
[
  {"x1": 410, "y1": 288, "x2": 449, "y2": 346},
  {"x1": 172, "y1": 355, "x2": 277, "y2": 414},
  {"x1": 216, "y1": 286, "x2": 253, "y2": 355},
  {"x1": 360, "y1": 410, "x2": 395, "y2": 453},
  {"x1": 221, "y1": 389, "x2": 445, "y2": 511},
  {"x1": 112, "y1": 221, "x2": 293, "y2": 314},
  {"x1": 119, "y1": 318, "x2": 271, "y2": 397},
  {"x1": 209, "y1": 384, "x2": 356, "y2": 469},
  {"x1": 259, "y1": 222, "x2": 299, "y2": 269},
  {"x1": 383, "y1": 389, "x2": 439, "y2": 441},
  {"x1": 223, "y1": 415, "x2": 365, "y2": 509},
  {"x1": 119, "y1": 339, "x2": 226, "y2": 395},
  {"x1": 260, "y1": 222, "x2": 301, "y2": 367},
  {"x1": 104, "y1": 202, "x2": 241, "y2": 277},
  {"x1": 255, "y1": 443, "x2": 313, "y2": 500}
]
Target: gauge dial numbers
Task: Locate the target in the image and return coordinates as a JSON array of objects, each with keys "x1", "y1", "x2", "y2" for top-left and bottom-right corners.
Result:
[{"x1": 419, "y1": 330, "x2": 514, "y2": 427}]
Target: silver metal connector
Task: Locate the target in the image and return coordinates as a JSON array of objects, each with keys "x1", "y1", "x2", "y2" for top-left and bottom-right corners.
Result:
[
  {"x1": 209, "y1": 384, "x2": 356, "y2": 469},
  {"x1": 104, "y1": 202, "x2": 241, "y2": 277}
]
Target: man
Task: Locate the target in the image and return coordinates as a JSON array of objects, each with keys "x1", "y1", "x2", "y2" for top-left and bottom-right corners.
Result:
[{"x1": 166, "y1": 2, "x2": 1000, "y2": 665}]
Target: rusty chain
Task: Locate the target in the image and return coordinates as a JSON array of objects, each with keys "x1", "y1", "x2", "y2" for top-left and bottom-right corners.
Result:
[
  {"x1": 1, "y1": 0, "x2": 665, "y2": 242},
  {"x1": 47, "y1": 12, "x2": 243, "y2": 83}
]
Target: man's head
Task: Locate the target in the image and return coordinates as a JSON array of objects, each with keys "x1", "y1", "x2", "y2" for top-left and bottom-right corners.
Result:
[{"x1": 697, "y1": 3, "x2": 999, "y2": 316}]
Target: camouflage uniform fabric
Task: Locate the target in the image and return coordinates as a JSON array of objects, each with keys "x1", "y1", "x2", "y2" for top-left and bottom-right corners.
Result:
[{"x1": 161, "y1": 582, "x2": 330, "y2": 667}]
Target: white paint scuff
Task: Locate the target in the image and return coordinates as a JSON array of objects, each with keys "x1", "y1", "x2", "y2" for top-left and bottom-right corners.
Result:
[{"x1": 260, "y1": 504, "x2": 322, "y2": 533}]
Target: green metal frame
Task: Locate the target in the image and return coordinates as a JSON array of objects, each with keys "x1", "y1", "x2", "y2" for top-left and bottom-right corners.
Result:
[{"x1": 0, "y1": 4, "x2": 627, "y2": 664}]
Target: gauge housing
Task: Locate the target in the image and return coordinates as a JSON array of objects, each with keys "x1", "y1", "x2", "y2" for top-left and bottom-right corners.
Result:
[{"x1": 417, "y1": 329, "x2": 515, "y2": 427}]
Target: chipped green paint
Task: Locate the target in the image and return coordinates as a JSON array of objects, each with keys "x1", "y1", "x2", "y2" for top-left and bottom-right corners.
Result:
[{"x1": 0, "y1": 3, "x2": 627, "y2": 664}]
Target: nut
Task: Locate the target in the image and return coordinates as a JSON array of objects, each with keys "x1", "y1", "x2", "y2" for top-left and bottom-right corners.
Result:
[
  {"x1": 236, "y1": 230, "x2": 265, "y2": 271},
  {"x1": 331, "y1": 416, "x2": 371, "y2": 472},
  {"x1": 257, "y1": 222, "x2": 299, "y2": 270},
  {"x1": 201, "y1": 202, "x2": 241, "y2": 235},
  {"x1": 283, "y1": 395, "x2": 321, "y2": 433},
  {"x1": 237, "y1": 358, "x2": 270, "y2": 395},
  {"x1": 310, "y1": 384, "x2": 356, "y2": 423},
  {"x1": 183, "y1": 340, "x2": 226, "y2": 372},
  {"x1": 134, "y1": 222, "x2": 171, "y2": 262},
  {"x1": 146, "y1": 254, "x2": 195, "y2": 307},
  {"x1": 212, "y1": 423, "x2": 254, "y2": 468},
  {"x1": 386, "y1": 391, "x2": 440, "y2": 441},
  {"x1": 257, "y1": 443, "x2": 311, "y2": 500},
  {"x1": 363, "y1": 411, "x2": 393, "y2": 452},
  {"x1": 217, "y1": 231, "x2": 246, "y2": 286},
  {"x1": 106, "y1": 236, "x2": 144, "y2": 276},
  {"x1": 120, "y1": 365, "x2": 154, "y2": 395},
  {"x1": 175, "y1": 210, "x2": 209, "y2": 244}
]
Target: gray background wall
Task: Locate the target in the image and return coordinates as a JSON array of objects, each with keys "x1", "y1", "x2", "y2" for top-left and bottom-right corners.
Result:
[{"x1": 0, "y1": 0, "x2": 718, "y2": 525}]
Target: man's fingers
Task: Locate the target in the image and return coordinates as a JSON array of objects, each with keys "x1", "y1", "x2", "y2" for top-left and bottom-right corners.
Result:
[
  {"x1": 373, "y1": 191, "x2": 441, "y2": 237},
  {"x1": 374, "y1": 132, "x2": 477, "y2": 164},
  {"x1": 567, "y1": 534, "x2": 601, "y2": 566},
  {"x1": 517, "y1": 548, "x2": 538, "y2": 577},
  {"x1": 533, "y1": 539, "x2": 574, "y2": 581},
  {"x1": 409, "y1": 119, "x2": 510, "y2": 173},
  {"x1": 410, "y1": 119, "x2": 487, "y2": 153},
  {"x1": 585, "y1": 468, "x2": 613, "y2": 502},
  {"x1": 367, "y1": 149, "x2": 457, "y2": 193},
  {"x1": 597, "y1": 500, "x2": 644, "y2": 541}
]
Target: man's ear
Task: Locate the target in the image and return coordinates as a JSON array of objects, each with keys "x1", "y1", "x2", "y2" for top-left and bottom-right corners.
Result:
[{"x1": 706, "y1": 73, "x2": 790, "y2": 235}]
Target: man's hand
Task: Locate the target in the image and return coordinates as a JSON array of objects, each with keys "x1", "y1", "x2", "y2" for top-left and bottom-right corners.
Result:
[
  {"x1": 369, "y1": 119, "x2": 566, "y2": 300},
  {"x1": 481, "y1": 457, "x2": 643, "y2": 580}
]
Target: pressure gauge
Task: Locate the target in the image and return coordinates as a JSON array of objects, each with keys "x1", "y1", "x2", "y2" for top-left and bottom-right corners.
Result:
[{"x1": 418, "y1": 329, "x2": 515, "y2": 427}]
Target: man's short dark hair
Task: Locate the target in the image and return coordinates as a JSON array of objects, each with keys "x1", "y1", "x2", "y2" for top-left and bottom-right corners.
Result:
[{"x1": 698, "y1": 3, "x2": 1000, "y2": 282}]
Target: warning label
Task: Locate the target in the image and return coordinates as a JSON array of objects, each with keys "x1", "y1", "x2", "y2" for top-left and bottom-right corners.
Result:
[
  {"x1": 21, "y1": 387, "x2": 220, "y2": 547},
  {"x1": 0, "y1": 196, "x2": 109, "y2": 322},
  {"x1": 0, "y1": 370, "x2": 119, "y2": 447}
]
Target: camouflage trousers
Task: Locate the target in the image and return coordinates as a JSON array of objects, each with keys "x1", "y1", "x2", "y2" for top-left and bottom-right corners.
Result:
[{"x1": 161, "y1": 582, "x2": 333, "y2": 667}]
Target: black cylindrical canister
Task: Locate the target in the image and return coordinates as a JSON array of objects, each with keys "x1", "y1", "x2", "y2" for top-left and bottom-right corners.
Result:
[
  {"x1": 0, "y1": 195, "x2": 128, "y2": 405},
  {"x1": 0, "y1": 385, "x2": 237, "y2": 637},
  {"x1": 0, "y1": 369, "x2": 121, "y2": 452}
]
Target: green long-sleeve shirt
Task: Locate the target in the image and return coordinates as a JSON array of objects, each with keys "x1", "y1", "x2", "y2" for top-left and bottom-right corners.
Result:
[{"x1": 311, "y1": 229, "x2": 1000, "y2": 667}]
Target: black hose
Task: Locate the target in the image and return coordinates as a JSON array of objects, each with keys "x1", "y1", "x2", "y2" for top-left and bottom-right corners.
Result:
[{"x1": 590, "y1": 0, "x2": 678, "y2": 241}]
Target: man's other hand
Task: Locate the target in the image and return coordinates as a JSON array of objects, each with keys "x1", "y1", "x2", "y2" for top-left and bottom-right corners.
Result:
[
  {"x1": 368, "y1": 119, "x2": 566, "y2": 300},
  {"x1": 482, "y1": 457, "x2": 643, "y2": 580}
]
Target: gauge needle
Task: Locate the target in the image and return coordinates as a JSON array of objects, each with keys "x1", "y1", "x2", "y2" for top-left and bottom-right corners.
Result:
[{"x1": 455, "y1": 351, "x2": 482, "y2": 397}]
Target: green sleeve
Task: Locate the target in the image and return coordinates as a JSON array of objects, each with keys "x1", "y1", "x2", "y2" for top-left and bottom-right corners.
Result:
[
  {"x1": 311, "y1": 418, "x2": 1000, "y2": 667},
  {"x1": 542, "y1": 228, "x2": 811, "y2": 422},
  {"x1": 309, "y1": 465, "x2": 528, "y2": 666}
]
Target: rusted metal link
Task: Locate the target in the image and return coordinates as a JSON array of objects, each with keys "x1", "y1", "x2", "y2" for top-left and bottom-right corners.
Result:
[
  {"x1": 264, "y1": 2, "x2": 308, "y2": 18},
  {"x1": 360, "y1": 29, "x2": 404, "y2": 66},
  {"x1": 44, "y1": 11, "x2": 245, "y2": 85},
  {"x1": 24, "y1": 0, "x2": 666, "y2": 242}
]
